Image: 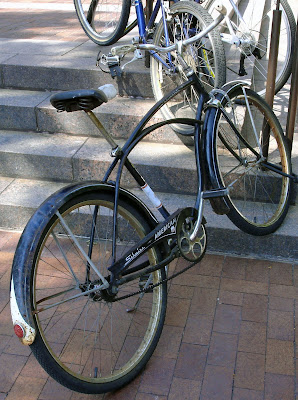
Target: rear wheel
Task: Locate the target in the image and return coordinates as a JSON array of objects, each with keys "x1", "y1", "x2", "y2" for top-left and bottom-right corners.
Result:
[
  {"x1": 29, "y1": 189, "x2": 167, "y2": 393},
  {"x1": 150, "y1": 1, "x2": 226, "y2": 135},
  {"x1": 209, "y1": 86, "x2": 292, "y2": 235}
]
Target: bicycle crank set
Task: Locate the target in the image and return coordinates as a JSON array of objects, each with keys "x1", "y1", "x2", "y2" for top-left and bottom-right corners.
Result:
[{"x1": 176, "y1": 207, "x2": 207, "y2": 262}]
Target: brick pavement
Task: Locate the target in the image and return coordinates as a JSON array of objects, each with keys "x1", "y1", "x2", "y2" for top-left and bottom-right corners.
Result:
[{"x1": 0, "y1": 229, "x2": 298, "y2": 399}]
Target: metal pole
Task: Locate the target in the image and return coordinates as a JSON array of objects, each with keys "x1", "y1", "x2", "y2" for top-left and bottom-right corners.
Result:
[
  {"x1": 286, "y1": 18, "x2": 298, "y2": 155},
  {"x1": 262, "y1": 2, "x2": 282, "y2": 158}
]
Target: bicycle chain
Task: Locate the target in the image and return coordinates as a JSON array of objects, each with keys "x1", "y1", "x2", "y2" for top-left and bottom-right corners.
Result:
[{"x1": 111, "y1": 256, "x2": 199, "y2": 302}]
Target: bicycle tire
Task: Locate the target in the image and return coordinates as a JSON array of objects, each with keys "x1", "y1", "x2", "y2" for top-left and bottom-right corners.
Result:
[
  {"x1": 150, "y1": 1, "x2": 226, "y2": 135},
  {"x1": 74, "y1": 0, "x2": 131, "y2": 45},
  {"x1": 204, "y1": 0, "x2": 296, "y2": 97},
  {"x1": 206, "y1": 85, "x2": 292, "y2": 235},
  {"x1": 27, "y1": 186, "x2": 167, "y2": 393}
]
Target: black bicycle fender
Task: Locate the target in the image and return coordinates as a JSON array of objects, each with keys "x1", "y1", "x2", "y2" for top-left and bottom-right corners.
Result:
[{"x1": 10, "y1": 181, "x2": 158, "y2": 345}]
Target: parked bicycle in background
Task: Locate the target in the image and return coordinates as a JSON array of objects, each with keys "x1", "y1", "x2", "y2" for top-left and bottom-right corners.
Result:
[{"x1": 74, "y1": 0, "x2": 296, "y2": 100}]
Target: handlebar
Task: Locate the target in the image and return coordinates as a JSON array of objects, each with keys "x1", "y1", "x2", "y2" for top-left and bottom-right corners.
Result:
[{"x1": 111, "y1": 2, "x2": 226, "y2": 57}]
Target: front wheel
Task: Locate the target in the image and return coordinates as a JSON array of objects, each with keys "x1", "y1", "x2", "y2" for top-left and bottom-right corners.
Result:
[
  {"x1": 150, "y1": 1, "x2": 226, "y2": 135},
  {"x1": 208, "y1": 85, "x2": 292, "y2": 235},
  {"x1": 74, "y1": 0, "x2": 130, "y2": 45},
  {"x1": 29, "y1": 188, "x2": 167, "y2": 393}
]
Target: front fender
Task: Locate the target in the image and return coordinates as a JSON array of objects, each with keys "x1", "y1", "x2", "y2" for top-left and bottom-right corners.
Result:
[
  {"x1": 201, "y1": 83, "x2": 250, "y2": 215},
  {"x1": 10, "y1": 181, "x2": 158, "y2": 345}
]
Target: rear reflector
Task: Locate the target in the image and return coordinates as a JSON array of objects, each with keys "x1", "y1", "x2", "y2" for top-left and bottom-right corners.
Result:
[{"x1": 14, "y1": 324, "x2": 25, "y2": 338}]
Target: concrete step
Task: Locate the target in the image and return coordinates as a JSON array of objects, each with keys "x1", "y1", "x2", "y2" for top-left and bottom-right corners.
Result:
[
  {"x1": 0, "y1": 88, "x2": 193, "y2": 145},
  {"x1": 0, "y1": 129, "x2": 197, "y2": 193},
  {"x1": 0, "y1": 38, "x2": 153, "y2": 98},
  {"x1": 0, "y1": 176, "x2": 296, "y2": 261}
]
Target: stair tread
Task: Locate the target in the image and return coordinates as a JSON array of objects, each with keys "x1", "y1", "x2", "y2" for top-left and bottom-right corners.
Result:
[{"x1": 0, "y1": 176, "x2": 296, "y2": 260}]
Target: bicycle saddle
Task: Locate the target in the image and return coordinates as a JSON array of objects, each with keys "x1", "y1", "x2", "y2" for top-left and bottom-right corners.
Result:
[{"x1": 50, "y1": 89, "x2": 108, "y2": 112}]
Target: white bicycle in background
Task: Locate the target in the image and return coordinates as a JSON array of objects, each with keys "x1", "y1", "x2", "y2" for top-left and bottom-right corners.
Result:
[{"x1": 204, "y1": 0, "x2": 296, "y2": 97}]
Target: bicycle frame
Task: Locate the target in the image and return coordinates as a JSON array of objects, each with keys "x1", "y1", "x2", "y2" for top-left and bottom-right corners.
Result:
[{"x1": 82, "y1": 71, "x2": 227, "y2": 290}]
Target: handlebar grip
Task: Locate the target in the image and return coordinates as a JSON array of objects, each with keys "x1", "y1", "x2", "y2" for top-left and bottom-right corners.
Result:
[{"x1": 98, "y1": 84, "x2": 117, "y2": 100}]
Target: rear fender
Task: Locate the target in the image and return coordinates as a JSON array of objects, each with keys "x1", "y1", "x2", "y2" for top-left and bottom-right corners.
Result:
[{"x1": 10, "y1": 181, "x2": 158, "y2": 345}]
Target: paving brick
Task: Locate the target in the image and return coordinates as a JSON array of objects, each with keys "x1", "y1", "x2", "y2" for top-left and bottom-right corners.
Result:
[
  {"x1": 293, "y1": 265, "x2": 298, "y2": 287},
  {"x1": 269, "y1": 262, "x2": 293, "y2": 286},
  {"x1": 218, "y1": 290, "x2": 243, "y2": 306},
  {"x1": 164, "y1": 297, "x2": 190, "y2": 327},
  {"x1": 242, "y1": 293, "x2": 268, "y2": 323},
  {"x1": 196, "y1": 254, "x2": 224, "y2": 277},
  {"x1": 200, "y1": 364, "x2": 234, "y2": 400},
  {"x1": 71, "y1": 393, "x2": 103, "y2": 400},
  {"x1": 104, "y1": 374, "x2": 141, "y2": 400},
  {"x1": 207, "y1": 332, "x2": 237, "y2": 368},
  {"x1": 238, "y1": 321, "x2": 266, "y2": 354},
  {"x1": 245, "y1": 259, "x2": 270, "y2": 283},
  {"x1": 168, "y1": 283, "x2": 194, "y2": 299},
  {"x1": 267, "y1": 309, "x2": 294, "y2": 341},
  {"x1": 0, "y1": 271, "x2": 10, "y2": 291},
  {"x1": 0, "y1": 353, "x2": 28, "y2": 392},
  {"x1": 269, "y1": 296, "x2": 294, "y2": 312},
  {"x1": 213, "y1": 304, "x2": 241, "y2": 334},
  {"x1": 154, "y1": 325, "x2": 183, "y2": 359},
  {"x1": 176, "y1": 273, "x2": 220, "y2": 289},
  {"x1": 5, "y1": 375, "x2": 46, "y2": 400},
  {"x1": 221, "y1": 278, "x2": 268, "y2": 296},
  {"x1": 174, "y1": 343, "x2": 207, "y2": 381},
  {"x1": 234, "y1": 352, "x2": 265, "y2": 391},
  {"x1": 0, "y1": 231, "x2": 20, "y2": 252},
  {"x1": 0, "y1": 304, "x2": 14, "y2": 336},
  {"x1": 266, "y1": 339, "x2": 294, "y2": 375},
  {"x1": 168, "y1": 377, "x2": 201, "y2": 400},
  {"x1": 0, "y1": 252, "x2": 13, "y2": 278},
  {"x1": 4, "y1": 334, "x2": 31, "y2": 357},
  {"x1": 222, "y1": 257, "x2": 247, "y2": 280},
  {"x1": 232, "y1": 387, "x2": 263, "y2": 400},
  {"x1": 0, "y1": 288, "x2": 9, "y2": 313},
  {"x1": 136, "y1": 394, "x2": 167, "y2": 400},
  {"x1": 39, "y1": 378, "x2": 72, "y2": 400},
  {"x1": 264, "y1": 373, "x2": 295, "y2": 400},
  {"x1": 269, "y1": 284, "x2": 298, "y2": 299},
  {"x1": 189, "y1": 287, "x2": 218, "y2": 316},
  {"x1": 20, "y1": 354, "x2": 49, "y2": 380},
  {"x1": 139, "y1": 356, "x2": 176, "y2": 396},
  {"x1": 0, "y1": 334, "x2": 11, "y2": 354},
  {"x1": 0, "y1": 393, "x2": 7, "y2": 400},
  {"x1": 183, "y1": 313, "x2": 213, "y2": 345}
]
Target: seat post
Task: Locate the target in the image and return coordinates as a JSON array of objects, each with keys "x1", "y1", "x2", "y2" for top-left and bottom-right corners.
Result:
[{"x1": 85, "y1": 110, "x2": 118, "y2": 149}]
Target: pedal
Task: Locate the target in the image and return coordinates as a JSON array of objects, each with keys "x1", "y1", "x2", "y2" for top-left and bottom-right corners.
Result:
[
  {"x1": 100, "y1": 53, "x2": 123, "y2": 78},
  {"x1": 109, "y1": 62, "x2": 123, "y2": 78}
]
